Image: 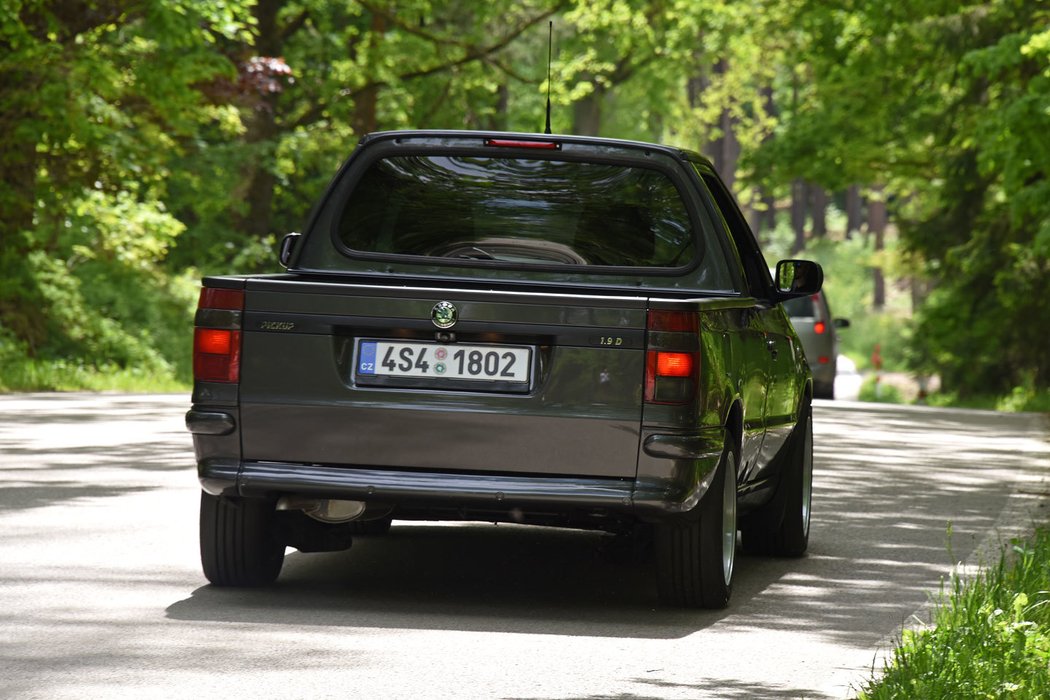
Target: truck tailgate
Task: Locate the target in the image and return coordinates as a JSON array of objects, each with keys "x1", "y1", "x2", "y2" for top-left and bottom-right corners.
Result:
[{"x1": 237, "y1": 278, "x2": 647, "y2": 479}]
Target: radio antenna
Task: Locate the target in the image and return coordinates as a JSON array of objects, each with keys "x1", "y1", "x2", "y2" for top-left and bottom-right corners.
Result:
[{"x1": 544, "y1": 21, "x2": 553, "y2": 135}]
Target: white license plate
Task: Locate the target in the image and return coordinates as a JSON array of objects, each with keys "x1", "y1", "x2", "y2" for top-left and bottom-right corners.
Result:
[{"x1": 356, "y1": 340, "x2": 532, "y2": 384}]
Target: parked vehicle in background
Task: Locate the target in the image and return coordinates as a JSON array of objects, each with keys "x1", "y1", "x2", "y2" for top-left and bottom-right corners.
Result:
[
  {"x1": 186, "y1": 129, "x2": 824, "y2": 609},
  {"x1": 783, "y1": 291, "x2": 849, "y2": 399}
]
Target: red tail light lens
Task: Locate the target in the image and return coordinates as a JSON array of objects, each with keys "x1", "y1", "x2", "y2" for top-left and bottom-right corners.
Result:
[
  {"x1": 813, "y1": 321, "x2": 826, "y2": 335},
  {"x1": 196, "y1": 328, "x2": 233, "y2": 355},
  {"x1": 194, "y1": 329, "x2": 241, "y2": 383},
  {"x1": 644, "y1": 309, "x2": 699, "y2": 405},
  {"x1": 193, "y1": 286, "x2": 244, "y2": 383},
  {"x1": 656, "y1": 352, "x2": 693, "y2": 377}
]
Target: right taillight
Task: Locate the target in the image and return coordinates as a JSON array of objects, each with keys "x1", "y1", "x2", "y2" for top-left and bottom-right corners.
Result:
[
  {"x1": 193, "y1": 287, "x2": 244, "y2": 383},
  {"x1": 645, "y1": 309, "x2": 700, "y2": 404}
]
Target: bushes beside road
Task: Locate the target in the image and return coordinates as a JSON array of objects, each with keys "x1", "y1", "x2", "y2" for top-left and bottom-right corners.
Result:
[{"x1": 860, "y1": 528, "x2": 1050, "y2": 699}]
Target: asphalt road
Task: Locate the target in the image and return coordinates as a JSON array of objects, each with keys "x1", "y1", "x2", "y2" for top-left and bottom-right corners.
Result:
[{"x1": 1, "y1": 394, "x2": 1047, "y2": 699}]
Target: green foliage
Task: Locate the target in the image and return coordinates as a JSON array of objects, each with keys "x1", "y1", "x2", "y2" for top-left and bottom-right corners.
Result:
[
  {"x1": 860, "y1": 530, "x2": 1050, "y2": 699},
  {"x1": 756, "y1": 0, "x2": 1050, "y2": 397},
  {"x1": 1, "y1": 0, "x2": 1046, "y2": 405},
  {"x1": 17, "y1": 187, "x2": 198, "y2": 383},
  {"x1": 858, "y1": 377, "x2": 904, "y2": 405},
  {"x1": 924, "y1": 385, "x2": 1050, "y2": 414},
  {"x1": 0, "y1": 0, "x2": 253, "y2": 390},
  {"x1": 777, "y1": 233, "x2": 913, "y2": 373}
]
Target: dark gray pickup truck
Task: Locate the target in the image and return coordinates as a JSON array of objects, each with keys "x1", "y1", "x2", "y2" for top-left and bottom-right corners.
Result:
[{"x1": 186, "y1": 130, "x2": 822, "y2": 609}]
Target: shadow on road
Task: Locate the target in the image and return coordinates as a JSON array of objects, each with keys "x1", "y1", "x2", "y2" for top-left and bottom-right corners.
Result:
[
  {"x1": 167, "y1": 401, "x2": 1048, "y2": 651},
  {"x1": 167, "y1": 524, "x2": 799, "y2": 639},
  {"x1": 5, "y1": 392, "x2": 1045, "y2": 664}
]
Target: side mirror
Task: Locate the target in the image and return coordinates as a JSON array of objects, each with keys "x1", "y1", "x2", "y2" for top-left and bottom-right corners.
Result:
[
  {"x1": 775, "y1": 259, "x2": 823, "y2": 297},
  {"x1": 279, "y1": 233, "x2": 301, "y2": 269}
]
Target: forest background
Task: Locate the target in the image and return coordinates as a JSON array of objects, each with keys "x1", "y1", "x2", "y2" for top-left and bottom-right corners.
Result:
[{"x1": 0, "y1": 0, "x2": 1047, "y2": 408}]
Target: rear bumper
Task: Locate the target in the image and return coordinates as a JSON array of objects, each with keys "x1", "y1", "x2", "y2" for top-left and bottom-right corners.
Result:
[{"x1": 196, "y1": 428, "x2": 724, "y2": 522}]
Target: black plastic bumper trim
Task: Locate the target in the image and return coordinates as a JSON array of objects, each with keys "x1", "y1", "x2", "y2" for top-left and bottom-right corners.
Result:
[{"x1": 185, "y1": 410, "x2": 236, "y2": 436}]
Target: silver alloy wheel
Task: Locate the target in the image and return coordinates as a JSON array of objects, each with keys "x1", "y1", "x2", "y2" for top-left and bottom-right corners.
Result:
[
  {"x1": 801, "y1": 413, "x2": 813, "y2": 538},
  {"x1": 722, "y1": 452, "x2": 738, "y2": 586}
]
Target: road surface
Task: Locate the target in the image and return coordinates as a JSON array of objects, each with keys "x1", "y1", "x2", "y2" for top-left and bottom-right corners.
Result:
[{"x1": 0, "y1": 393, "x2": 1046, "y2": 699}]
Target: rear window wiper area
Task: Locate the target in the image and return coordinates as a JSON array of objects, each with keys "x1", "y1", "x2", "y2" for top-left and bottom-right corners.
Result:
[
  {"x1": 433, "y1": 238, "x2": 590, "y2": 265},
  {"x1": 450, "y1": 246, "x2": 497, "y2": 260}
]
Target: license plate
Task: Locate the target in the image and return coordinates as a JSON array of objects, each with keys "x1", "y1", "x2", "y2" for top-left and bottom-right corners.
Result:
[{"x1": 356, "y1": 340, "x2": 532, "y2": 387}]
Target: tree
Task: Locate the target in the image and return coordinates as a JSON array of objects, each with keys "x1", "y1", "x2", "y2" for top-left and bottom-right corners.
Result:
[
  {"x1": 0, "y1": 0, "x2": 253, "y2": 372},
  {"x1": 757, "y1": 0, "x2": 1050, "y2": 394}
]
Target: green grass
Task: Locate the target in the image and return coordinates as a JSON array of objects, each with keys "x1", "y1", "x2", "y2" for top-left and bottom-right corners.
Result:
[
  {"x1": 0, "y1": 357, "x2": 189, "y2": 393},
  {"x1": 859, "y1": 528, "x2": 1050, "y2": 699},
  {"x1": 922, "y1": 387, "x2": 1050, "y2": 414}
]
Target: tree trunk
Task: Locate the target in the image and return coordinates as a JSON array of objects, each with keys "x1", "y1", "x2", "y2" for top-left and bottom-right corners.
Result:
[
  {"x1": 695, "y1": 60, "x2": 740, "y2": 189},
  {"x1": 712, "y1": 107, "x2": 741, "y2": 190},
  {"x1": 846, "y1": 185, "x2": 863, "y2": 239},
  {"x1": 351, "y1": 11, "x2": 386, "y2": 136},
  {"x1": 745, "y1": 188, "x2": 773, "y2": 240},
  {"x1": 572, "y1": 81, "x2": 602, "y2": 136},
  {"x1": 790, "y1": 179, "x2": 808, "y2": 254},
  {"x1": 486, "y1": 83, "x2": 509, "y2": 131},
  {"x1": 868, "y1": 186, "x2": 888, "y2": 309},
  {"x1": 810, "y1": 185, "x2": 827, "y2": 238},
  {"x1": 231, "y1": 0, "x2": 283, "y2": 242},
  {"x1": 351, "y1": 83, "x2": 379, "y2": 136},
  {"x1": 750, "y1": 84, "x2": 777, "y2": 240},
  {"x1": 237, "y1": 111, "x2": 280, "y2": 240},
  {"x1": 762, "y1": 191, "x2": 777, "y2": 232},
  {"x1": 745, "y1": 201, "x2": 762, "y2": 238}
]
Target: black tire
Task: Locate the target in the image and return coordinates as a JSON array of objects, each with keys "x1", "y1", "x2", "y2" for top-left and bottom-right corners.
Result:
[
  {"x1": 741, "y1": 399, "x2": 813, "y2": 557},
  {"x1": 655, "y1": 444, "x2": 738, "y2": 609},
  {"x1": 346, "y1": 516, "x2": 393, "y2": 535},
  {"x1": 814, "y1": 380, "x2": 835, "y2": 400},
  {"x1": 200, "y1": 493, "x2": 285, "y2": 586}
]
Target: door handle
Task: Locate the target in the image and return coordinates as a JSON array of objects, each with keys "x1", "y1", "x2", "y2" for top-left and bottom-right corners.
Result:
[{"x1": 767, "y1": 339, "x2": 779, "y2": 360}]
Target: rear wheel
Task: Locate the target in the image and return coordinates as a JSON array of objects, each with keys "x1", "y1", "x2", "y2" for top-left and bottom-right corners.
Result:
[
  {"x1": 655, "y1": 444, "x2": 738, "y2": 609},
  {"x1": 742, "y1": 399, "x2": 813, "y2": 557},
  {"x1": 200, "y1": 493, "x2": 285, "y2": 586},
  {"x1": 814, "y1": 380, "x2": 835, "y2": 400}
]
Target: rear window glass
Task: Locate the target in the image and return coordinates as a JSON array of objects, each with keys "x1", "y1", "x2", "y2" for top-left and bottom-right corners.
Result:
[{"x1": 337, "y1": 155, "x2": 697, "y2": 268}]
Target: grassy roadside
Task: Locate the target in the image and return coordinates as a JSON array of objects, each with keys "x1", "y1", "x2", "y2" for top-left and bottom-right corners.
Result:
[
  {"x1": 0, "y1": 359, "x2": 189, "y2": 393},
  {"x1": 858, "y1": 527, "x2": 1050, "y2": 699},
  {"x1": 855, "y1": 374, "x2": 1050, "y2": 414}
]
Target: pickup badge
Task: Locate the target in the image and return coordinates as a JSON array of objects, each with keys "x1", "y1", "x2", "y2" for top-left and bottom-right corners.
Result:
[
  {"x1": 431, "y1": 301, "x2": 458, "y2": 329},
  {"x1": 260, "y1": 321, "x2": 295, "y2": 331}
]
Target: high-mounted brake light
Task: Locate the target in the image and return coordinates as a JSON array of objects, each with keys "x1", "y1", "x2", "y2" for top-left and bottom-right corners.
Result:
[
  {"x1": 484, "y1": 138, "x2": 560, "y2": 150},
  {"x1": 644, "y1": 309, "x2": 700, "y2": 405},
  {"x1": 193, "y1": 286, "x2": 244, "y2": 383}
]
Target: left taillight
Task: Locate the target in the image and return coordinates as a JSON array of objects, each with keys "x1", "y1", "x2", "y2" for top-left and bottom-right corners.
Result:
[
  {"x1": 193, "y1": 287, "x2": 244, "y2": 383},
  {"x1": 644, "y1": 309, "x2": 700, "y2": 405}
]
